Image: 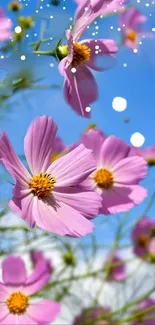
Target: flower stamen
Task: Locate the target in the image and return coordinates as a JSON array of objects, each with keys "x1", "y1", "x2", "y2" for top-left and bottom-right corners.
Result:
[
  {"x1": 6, "y1": 291, "x2": 28, "y2": 315},
  {"x1": 137, "y1": 234, "x2": 149, "y2": 247},
  {"x1": 126, "y1": 30, "x2": 137, "y2": 42},
  {"x1": 72, "y1": 43, "x2": 91, "y2": 67},
  {"x1": 94, "y1": 168, "x2": 114, "y2": 190},
  {"x1": 29, "y1": 172, "x2": 56, "y2": 198}
]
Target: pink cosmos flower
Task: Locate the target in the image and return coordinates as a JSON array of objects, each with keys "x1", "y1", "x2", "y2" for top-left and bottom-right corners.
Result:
[
  {"x1": 131, "y1": 298, "x2": 155, "y2": 325},
  {"x1": 0, "y1": 116, "x2": 102, "y2": 237},
  {"x1": 30, "y1": 251, "x2": 53, "y2": 273},
  {"x1": 80, "y1": 129, "x2": 147, "y2": 214},
  {"x1": 0, "y1": 255, "x2": 60, "y2": 324},
  {"x1": 58, "y1": 26, "x2": 118, "y2": 117},
  {"x1": 104, "y1": 252, "x2": 126, "y2": 282},
  {"x1": 73, "y1": 306, "x2": 115, "y2": 325},
  {"x1": 0, "y1": 7, "x2": 12, "y2": 42},
  {"x1": 129, "y1": 146, "x2": 155, "y2": 167},
  {"x1": 131, "y1": 217, "x2": 155, "y2": 261},
  {"x1": 120, "y1": 8, "x2": 148, "y2": 49}
]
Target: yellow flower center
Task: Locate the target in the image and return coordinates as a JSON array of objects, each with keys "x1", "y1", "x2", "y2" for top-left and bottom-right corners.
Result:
[
  {"x1": 126, "y1": 30, "x2": 137, "y2": 42},
  {"x1": 94, "y1": 168, "x2": 114, "y2": 190},
  {"x1": 29, "y1": 172, "x2": 56, "y2": 198},
  {"x1": 138, "y1": 234, "x2": 149, "y2": 247},
  {"x1": 72, "y1": 43, "x2": 91, "y2": 67},
  {"x1": 146, "y1": 158, "x2": 155, "y2": 167},
  {"x1": 6, "y1": 291, "x2": 28, "y2": 315}
]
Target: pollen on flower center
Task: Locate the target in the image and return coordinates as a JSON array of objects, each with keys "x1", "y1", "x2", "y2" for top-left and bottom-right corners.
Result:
[
  {"x1": 29, "y1": 172, "x2": 56, "y2": 198},
  {"x1": 126, "y1": 30, "x2": 137, "y2": 42},
  {"x1": 72, "y1": 43, "x2": 91, "y2": 67},
  {"x1": 94, "y1": 168, "x2": 114, "y2": 190},
  {"x1": 138, "y1": 234, "x2": 149, "y2": 247},
  {"x1": 6, "y1": 291, "x2": 28, "y2": 315}
]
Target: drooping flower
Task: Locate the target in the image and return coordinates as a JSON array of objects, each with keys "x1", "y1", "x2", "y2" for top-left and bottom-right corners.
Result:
[
  {"x1": 104, "y1": 252, "x2": 126, "y2": 282},
  {"x1": 131, "y1": 298, "x2": 155, "y2": 325},
  {"x1": 80, "y1": 129, "x2": 147, "y2": 214},
  {"x1": 129, "y1": 146, "x2": 155, "y2": 167},
  {"x1": 120, "y1": 8, "x2": 149, "y2": 50},
  {"x1": 0, "y1": 116, "x2": 102, "y2": 237},
  {"x1": 58, "y1": 26, "x2": 118, "y2": 117},
  {"x1": 30, "y1": 250, "x2": 53, "y2": 273},
  {"x1": 131, "y1": 217, "x2": 155, "y2": 262},
  {"x1": 0, "y1": 255, "x2": 60, "y2": 324},
  {"x1": 73, "y1": 306, "x2": 115, "y2": 325},
  {"x1": 0, "y1": 7, "x2": 12, "y2": 42}
]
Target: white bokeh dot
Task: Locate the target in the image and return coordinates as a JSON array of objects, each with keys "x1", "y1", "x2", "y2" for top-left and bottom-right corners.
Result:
[
  {"x1": 112, "y1": 97, "x2": 127, "y2": 112},
  {"x1": 130, "y1": 132, "x2": 145, "y2": 147},
  {"x1": 85, "y1": 106, "x2": 91, "y2": 112},
  {"x1": 20, "y1": 55, "x2": 26, "y2": 61},
  {"x1": 15, "y1": 26, "x2": 22, "y2": 33},
  {"x1": 71, "y1": 67, "x2": 76, "y2": 73}
]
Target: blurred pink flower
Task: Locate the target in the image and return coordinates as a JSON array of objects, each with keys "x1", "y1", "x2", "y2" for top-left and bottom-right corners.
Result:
[
  {"x1": 131, "y1": 298, "x2": 155, "y2": 325},
  {"x1": 80, "y1": 130, "x2": 147, "y2": 214},
  {"x1": 120, "y1": 8, "x2": 149, "y2": 49},
  {"x1": 131, "y1": 217, "x2": 155, "y2": 262},
  {"x1": 73, "y1": 306, "x2": 115, "y2": 325},
  {"x1": 129, "y1": 146, "x2": 155, "y2": 167},
  {"x1": 0, "y1": 7, "x2": 12, "y2": 42},
  {"x1": 30, "y1": 250, "x2": 53, "y2": 273},
  {"x1": 104, "y1": 252, "x2": 126, "y2": 282},
  {"x1": 58, "y1": 26, "x2": 118, "y2": 117},
  {"x1": 0, "y1": 255, "x2": 60, "y2": 324},
  {"x1": 0, "y1": 116, "x2": 102, "y2": 237}
]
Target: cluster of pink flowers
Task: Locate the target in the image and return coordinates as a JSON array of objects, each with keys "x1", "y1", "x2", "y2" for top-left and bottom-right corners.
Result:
[
  {"x1": 0, "y1": 117, "x2": 148, "y2": 237},
  {"x1": 132, "y1": 217, "x2": 155, "y2": 263}
]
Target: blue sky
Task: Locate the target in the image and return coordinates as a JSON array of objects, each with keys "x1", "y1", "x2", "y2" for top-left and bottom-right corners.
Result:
[{"x1": 0, "y1": 0, "x2": 155, "y2": 245}]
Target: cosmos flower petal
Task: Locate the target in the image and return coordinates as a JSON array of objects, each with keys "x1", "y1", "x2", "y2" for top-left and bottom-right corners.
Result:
[
  {"x1": 80, "y1": 39, "x2": 118, "y2": 71},
  {"x1": 0, "y1": 313, "x2": 17, "y2": 325},
  {"x1": 24, "y1": 116, "x2": 57, "y2": 174},
  {"x1": 0, "y1": 132, "x2": 30, "y2": 186},
  {"x1": 99, "y1": 136, "x2": 130, "y2": 169},
  {"x1": 100, "y1": 185, "x2": 147, "y2": 215},
  {"x1": 120, "y1": 8, "x2": 147, "y2": 30},
  {"x1": 0, "y1": 284, "x2": 10, "y2": 302},
  {"x1": 62, "y1": 64, "x2": 98, "y2": 117},
  {"x1": 0, "y1": 7, "x2": 12, "y2": 42},
  {"x1": 34, "y1": 197, "x2": 94, "y2": 237},
  {"x1": 9, "y1": 193, "x2": 36, "y2": 228},
  {"x1": 74, "y1": 0, "x2": 127, "y2": 39},
  {"x1": 47, "y1": 144, "x2": 96, "y2": 187},
  {"x1": 53, "y1": 186, "x2": 102, "y2": 218},
  {"x1": 0, "y1": 305, "x2": 9, "y2": 322},
  {"x1": 27, "y1": 300, "x2": 61, "y2": 325},
  {"x1": 80, "y1": 129, "x2": 105, "y2": 161},
  {"x1": 24, "y1": 260, "x2": 50, "y2": 295},
  {"x1": 2, "y1": 256, "x2": 27, "y2": 286},
  {"x1": 113, "y1": 156, "x2": 147, "y2": 184}
]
